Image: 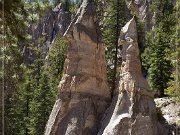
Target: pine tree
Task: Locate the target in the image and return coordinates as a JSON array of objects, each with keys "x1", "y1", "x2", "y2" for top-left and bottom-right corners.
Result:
[
  {"x1": 29, "y1": 71, "x2": 55, "y2": 135},
  {"x1": 102, "y1": 0, "x2": 127, "y2": 96},
  {"x1": 47, "y1": 37, "x2": 68, "y2": 95},
  {"x1": 166, "y1": 0, "x2": 180, "y2": 100},
  {"x1": 0, "y1": 0, "x2": 29, "y2": 133},
  {"x1": 143, "y1": 28, "x2": 173, "y2": 97},
  {"x1": 27, "y1": 36, "x2": 68, "y2": 134},
  {"x1": 142, "y1": 0, "x2": 176, "y2": 97},
  {"x1": 3, "y1": 67, "x2": 35, "y2": 135},
  {"x1": 1, "y1": 0, "x2": 53, "y2": 134}
]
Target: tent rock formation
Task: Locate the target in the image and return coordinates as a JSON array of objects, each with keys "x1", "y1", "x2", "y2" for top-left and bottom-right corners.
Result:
[
  {"x1": 44, "y1": 0, "x2": 110, "y2": 135},
  {"x1": 98, "y1": 17, "x2": 159, "y2": 135},
  {"x1": 45, "y1": 0, "x2": 162, "y2": 135}
]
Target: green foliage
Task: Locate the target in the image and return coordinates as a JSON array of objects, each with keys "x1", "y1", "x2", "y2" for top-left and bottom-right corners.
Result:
[
  {"x1": 1, "y1": 0, "x2": 27, "y2": 40},
  {"x1": 166, "y1": 0, "x2": 180, "y2": 100},
  {"x1": 1, "y1": 0, "x2": 58, "y2": 134},
  {"x1": 29, "y1": 71, "x2": 54, "y2": 135},
  {"x1": 27, "y1": 36, "x2": 67, "y2": 135},
  {"x1": 3, "y1": 36, "x2": 68, "y2": 134},
  {"x1": 150, "y1": 0, "x2": 174, "y2": 24},
  {"x1": 3, "y1": 0, "x2": 180, "y2": 134},
  {"x1": 142, "y1": 0, "x2": 175, "y2": 97},
  {"x1": 69, "y1": 2, "x2": 79, "y2": 14},
  {"x1": 1, "y1": 5, "x2": 26, "y2": 132},
  {"x1": 48, "y1": 37, "x2": 68, "y2": 77},
  {"x1": 142, "y1": 27, "x2": 173, "y2": 96},
  {"x1": 53, "y1": 0, "x2": 74, "y2": 10},
  {"x1": 4, "y1": 67, "x2": 34, "y2": 135},
  {"x1": 102, "y1": 0, "x2": 127, "y2": 95}
]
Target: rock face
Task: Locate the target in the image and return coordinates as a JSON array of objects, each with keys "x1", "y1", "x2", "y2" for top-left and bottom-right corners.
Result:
[
  {"x1": 44, "y1": 0, "x2": 110, "y2": 135},
  {"x1": 32, "y1": 3, "x2": 71, "y2": 43},
  {"x1": 126, "y1": 0, "x2": 154, "y2": 31},
  {"x1": 98, "y1": 17, "x2": 159, "y2": 135},
  {"x1": 23, "y1": 3, "x2": 71, "y2": 65}
]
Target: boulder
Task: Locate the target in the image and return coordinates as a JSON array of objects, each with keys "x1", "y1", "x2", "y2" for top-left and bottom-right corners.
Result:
[
  {"x1": 44, "y1": 0, "x2": 110, "y2": 135},
  {"x1": 155, "y1": 97, "x2": 180, "y2": 135}
]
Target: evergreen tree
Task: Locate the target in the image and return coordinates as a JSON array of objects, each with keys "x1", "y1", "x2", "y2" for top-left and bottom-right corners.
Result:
[
  {"x1": 3, "y1": 67, "x2": 35, "y2": 135},
  {"x1": 0, "y1": 0, "x2": 29, "y2": 133},
  {"x1": 47, "y1": 37, "x2": 68, "y2": 95},
  {"x1": 29, "y1": 71, "x2": 54, "y2": 135},
  {"x1": 142, "y1": 0, "x2": 175, "y2": 97},
  {"x1": 1, "y1": 0, "x2": 53, "y2": 134},
  {"x1": 102, "y1": 0, "x2": 127, "y2": 96},
  {"x1": 166, "y1": 0, "x2": 180, "y2": 100},
  {"x1": 27, "y1": 36, "x2": 68, "y2": 134},
  {"x1": 143, "y1": 27, "x2": 173, "y2": 97}
]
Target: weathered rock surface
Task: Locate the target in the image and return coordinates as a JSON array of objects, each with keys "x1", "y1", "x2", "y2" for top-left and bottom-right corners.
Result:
[
  {"x1": 155, "y1": 98, "x2": 180, "y2": 125},
  {"x1": 44, "y1": 0, "x2": 110, "y2": 135},
  {"x1": 32, "y1": 3, "x2": 71, "y2": 43},
  {"x1": 23, "y1": 3, "x2": 71, "y2": 64},
  {"x1": 155, "y1": 97, "x2": 180, "y2": 135},
  {"x1": 98, "y1": 17, "x2": 159, "y2": 135},
  {"x1": 126, "y1": 0, "x2": 154, "y2": 31}
]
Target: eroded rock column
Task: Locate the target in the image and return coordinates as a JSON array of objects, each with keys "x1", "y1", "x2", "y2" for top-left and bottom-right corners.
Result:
[
  {"x1": 99, "y1": 17, "x2": 159, "y2": 135},
  {"x1": 44, "y1": 0, "x2": 110, "y2": 135}
]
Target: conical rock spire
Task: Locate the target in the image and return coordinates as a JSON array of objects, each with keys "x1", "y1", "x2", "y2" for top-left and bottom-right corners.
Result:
[
  {"x1": 99, "y1": 17, "x2": 159, "y2": 135},
  {"x1": 44, "y1": 0, "x2": 110, "y2": 134}
]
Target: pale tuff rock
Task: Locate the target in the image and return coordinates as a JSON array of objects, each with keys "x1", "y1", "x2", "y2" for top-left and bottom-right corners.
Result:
[
  {"x1": 61, "y1": 0, "x2": 110, "y2": 98},
  {"x1": 126, "y1": 0, "x2": 154, "y2": 31},
  {"x1": 98, "y1": 17, "x2": 159, "y2": 135},
  {"x1": 44, "y1": 0, "x2": 110, "y2": 135},
  {"x1": 155, "y1": 97, "x2": 180, "y2": 134}
]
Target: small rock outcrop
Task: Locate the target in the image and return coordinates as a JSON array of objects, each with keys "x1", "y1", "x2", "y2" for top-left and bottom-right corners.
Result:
[
  {"x1": 99, "y1": 17, "x2": 159, "y2": 135},
  {"x1": 155, "y1": 97, "x2": 180, "y2": 134},
  {"x1": 44, "y1": 0, "x2": 110, "y2": 135},
  {"x1": 155, "y1": 98, "x2": 180, "y2": 125}
]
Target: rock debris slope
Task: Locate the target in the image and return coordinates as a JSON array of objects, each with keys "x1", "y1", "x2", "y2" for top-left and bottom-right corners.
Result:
[
  {"x1": 99, "y1": 17, "x2": 159, "y2": 135},
  {"x1": 44, "y1": 0, "x2": 110, "y2": 135}
]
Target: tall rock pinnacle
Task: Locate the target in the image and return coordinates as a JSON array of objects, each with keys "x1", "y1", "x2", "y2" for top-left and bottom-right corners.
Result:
[
  {"x1": 44, "y1": 0, "x2": 110, "y2": 134},
  {"x1": 99, "y1": 17, "x2": 159, "y2": 135}
]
